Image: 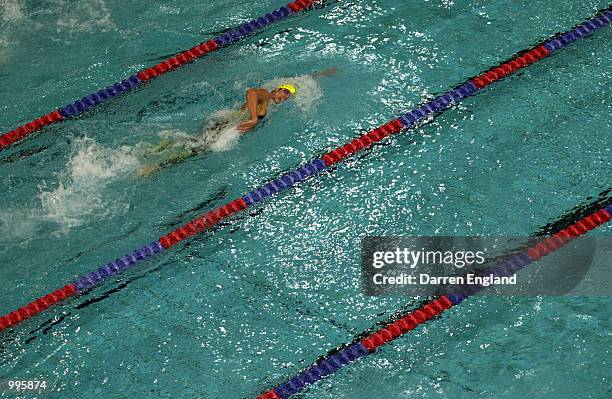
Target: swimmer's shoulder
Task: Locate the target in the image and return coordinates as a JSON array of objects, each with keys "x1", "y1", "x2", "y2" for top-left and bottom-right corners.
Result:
[
  {"x1": 247, "y1": 87, "x2": 270, "y2": 95},
  {"x1": 246, "y1": 88, "x2": 271, "y2": 104}
]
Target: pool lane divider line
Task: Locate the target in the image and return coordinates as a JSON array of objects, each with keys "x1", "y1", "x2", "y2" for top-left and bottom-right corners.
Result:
[
  {"x1": 0, "y1": 8, "x2": 610, "y2": 332},
  {"x1": 0, "y1": 0, "x2": 321, "y2": 152},
  {"x1": 255, "y1": 205, "x2": 612, "y2": 399}
]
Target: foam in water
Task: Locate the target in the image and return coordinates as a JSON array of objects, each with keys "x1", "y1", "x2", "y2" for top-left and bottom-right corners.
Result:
[
  {"x1": 1, "y1": 0, "x2": 24, "y2": 22},
  {"x1": 0, "y1": 38, "x2": 7, "y2": 64},
  {"x1": 200, "y1": 109, "x2": 243, "y2": 151},
  {"x1": 0, "y1": 207, "x2": 38, "y2": 247},
  {"x1": 55, "y1": 0, "x2": 116, "y2": 34},
  {"x1": 0, "y1": 0, "x2": 25, "y2": 64},
  {"x1": 207, "y1": 125, "x2": 241, "y2": 152},
  {"x1": 135, "y1": 113, "x2": 242, "y2": 176},
  {"x1": 141, "y1": 111, "x2": 243, "y2": 155},
  {"x1": 38, "y1": 137, "x2": 139, "y2": 232}
]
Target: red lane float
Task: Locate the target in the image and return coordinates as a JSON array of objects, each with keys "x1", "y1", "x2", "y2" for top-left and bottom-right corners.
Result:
[
  {"x1": 159, "y1": 198, "x2": 248, "y2": 249},
  {"x1": 137, "y1": 40, "x2": 220, "y2": 81},
  {"x1": 321, "y1": 120, "x2": 404, "y2": 166},
  {"x1": 0, "y1": 284, "x2": 77, "y2": 332},
  {"x1": 527, "y1": 208, "x2": 611, "y2": 261},
  {"x1": 362, "y1": 296, "x2": 453, "y2": 351},
  {"x1": 472, "y1": 45, "x2": 550, "y2": 89},
  {"x1": 0, "y1": 111, "x2": 63, "y2": 150}
]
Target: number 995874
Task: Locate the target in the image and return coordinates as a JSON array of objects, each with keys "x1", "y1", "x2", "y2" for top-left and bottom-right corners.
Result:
[{"x1": 1, "y1": 379, "x2": 48, "y2": 391}]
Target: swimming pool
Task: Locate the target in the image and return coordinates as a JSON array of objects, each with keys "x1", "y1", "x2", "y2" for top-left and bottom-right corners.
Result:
[{"x1": 1, "y1": 0, "x2": 611, "y2": 397}]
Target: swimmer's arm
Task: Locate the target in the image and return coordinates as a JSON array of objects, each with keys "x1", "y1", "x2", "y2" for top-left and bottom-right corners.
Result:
[
  {"x1": 238, "y1": 89, "x2": 260, "y2": 132},
  {"x1": 245, "y1": 89, "x2": 259, "y2": 121}
]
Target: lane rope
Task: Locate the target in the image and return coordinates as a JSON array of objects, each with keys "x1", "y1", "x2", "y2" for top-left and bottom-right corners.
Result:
[
  {"x1": 0, "y1": 0, "x2": 321, "y2": 151},
  {"x1": 0, "y1": 8, "x2": 610, "y2": 334},
  {"x1": 255, "y1": 204, "x2": 612, "y2": 399}
]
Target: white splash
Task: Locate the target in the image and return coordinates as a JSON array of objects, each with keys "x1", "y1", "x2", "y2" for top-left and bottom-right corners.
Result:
[
  {"x1": 55, "y1": 0, "x2": 116, "y2": 33},
  {"x1": 207, "y1": 126, "x2": 241, "y2": 152},
  {"x1": 1, "y1": 0, "x2": 24, "y2": 22},
  {"x1": 0, "y1": 38, "x2": 7, "y2": 64},
  {"x1": 141, "y1": 110, "x2": 244, "y2": 156},
  {"x1": 0, "y1": 0, "x2": 26, "y2": 64},
  {"x1": 0, "y1": 207, "x2": 38, "y2": 246},
  {"x1": 38, "y1": 137, "x2": 139, "y2": 230},
  {"x1": 200, "y1": 109, "x2": 243, "y2": 152}
]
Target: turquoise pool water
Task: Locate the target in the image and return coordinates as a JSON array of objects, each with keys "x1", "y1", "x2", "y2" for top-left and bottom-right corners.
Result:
[{"x1": 1, "y1": 0, "x2": 611, "y2": 397}]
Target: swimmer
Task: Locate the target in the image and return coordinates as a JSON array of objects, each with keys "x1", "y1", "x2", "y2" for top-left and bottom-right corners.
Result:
[
  {"x1": 238, "y1": 67, "x2": 336, "y2": 132},
  {"x1": 136, "y1": 68, "x2": 337, "y2": 176},
  {"x1": 237, "y1": 83, "x2": 296, "y2": 132}
]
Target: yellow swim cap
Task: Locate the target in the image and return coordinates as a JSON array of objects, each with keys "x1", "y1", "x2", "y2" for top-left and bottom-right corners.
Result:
[{"x1": 277, "y1": 83, "x2": 297, "y2": 95}]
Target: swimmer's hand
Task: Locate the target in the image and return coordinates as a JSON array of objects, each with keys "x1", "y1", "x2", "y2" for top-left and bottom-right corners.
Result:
[{"x1": 237, "y1": 118, "x2": 258, "y2": 132}]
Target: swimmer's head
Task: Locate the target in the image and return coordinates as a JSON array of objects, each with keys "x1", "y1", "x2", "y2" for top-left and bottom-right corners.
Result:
[{"x1": 271, "y1": 84, "x2": 297, "y2": 103}]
